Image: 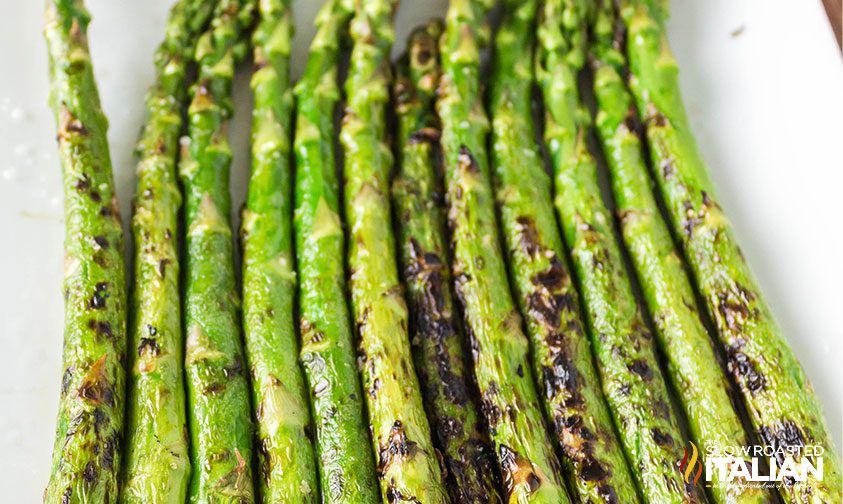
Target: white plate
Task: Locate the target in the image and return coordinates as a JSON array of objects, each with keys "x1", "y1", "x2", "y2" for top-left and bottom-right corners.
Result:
[{"x1": 0, "y1": 0, "x2": 840, "y2": 500}]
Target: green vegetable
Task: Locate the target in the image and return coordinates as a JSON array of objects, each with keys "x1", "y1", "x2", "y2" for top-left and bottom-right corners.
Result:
[
  {"x1": 44, "y1": 1, "x2": 127, "y2": 501},
  {"x1": 341, "y1": 1, "x2": 450, "y2": 501},
  {"x1": 541, "y1": 0, "x2": 704, "y2": 501},
  {"x1": 589, "y1": 3, "x2": 775, "y2": 503},
  {"x1": 437, "y1": 1, "x2": 571, "y2": 502},
  {"x1": 491, "y1": 0, "x2": 641, "y2": 502},
  {"x1": 392, "y1": 21, "x2": 503, "y2": 504},
  {"x1": 293, "y1": 0, "x2": 381, "y2": 500},
  {"x1": 178, "y1": 0, "x2": 257, "y2": 501},
  {"x1": 240, "y1": 0, "x2": 319, "y2": 501},
  {"x1": 120, "y1": 1, "x2": 218, "y2": 502},
  {"x1": 619, "y1": 0, "x2": 843, "y2": 501}
]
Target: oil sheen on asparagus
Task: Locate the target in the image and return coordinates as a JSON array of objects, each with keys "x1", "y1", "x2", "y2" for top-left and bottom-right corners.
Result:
[
  {"x1": 240, "y1": 0, "x2": 319, "y2": 501},
  {"x1": 492, "y1": 0, "x2": 640, "y2": 501},
  {"x1": 293, "y1": 0, "x2": 381, "y2": 500},
  {"x1": 44, "y1": 1, "x2": 127, "y2": 501},
  {"x1": 589, "y1": 2, "x2": 773, "y2": 503},
  {"x1": 438, "y1": 0, "x2": 571, "y2": 501},
  {"x1": 179, "y1": 0, "x2": 256, "y2": 501},
  {"x1": 341, "y1": 1, "x2": 450, "y2": 501},
  {"x1": 392, "y1": 21, "x2": 503, "y2": 504},
  {"x1": 542, "y1": 1, "x2": 703, "y2": 501},
  {"x1": 619, "y1": 0, "x2": 842, "y2": 501},
  {"x1": 120, "y1": 0, "x2": 217, "y2": 502}
]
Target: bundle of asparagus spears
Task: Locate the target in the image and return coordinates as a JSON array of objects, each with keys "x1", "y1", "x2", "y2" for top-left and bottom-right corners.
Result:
[{"x1": 42, "y1": 0, "x2": 841, "y2": 502}]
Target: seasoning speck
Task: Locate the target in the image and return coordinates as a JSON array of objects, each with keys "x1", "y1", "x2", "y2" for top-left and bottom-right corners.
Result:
[{"x1": 731, "y1": 25, "x2": 746, "y2": 38}]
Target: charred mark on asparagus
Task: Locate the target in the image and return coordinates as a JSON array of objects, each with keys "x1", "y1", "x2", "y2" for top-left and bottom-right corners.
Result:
[
  {"x1": 379, "y1": 420, "x2": 421, "y2": 477},
  {"x1": 405, "y1": 241, "x2": 470, "y2": 407},
  {"x1": 499, "y1": 445, "x2": 542, "y2": 495},
  {"x1": 408, "y1": 128, "x2": 441, "y2": 145}
]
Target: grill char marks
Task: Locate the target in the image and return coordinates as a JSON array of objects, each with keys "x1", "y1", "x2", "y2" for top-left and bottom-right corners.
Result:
[
  {"x1": 499, "y1": 445, "x2": 542, "y2": 497},
  {"x1": 512, "y1": 215, "x2": 623, "y2": 501},
  {"x1": 394, "y1": 23, "x2": 504, "y2": 499},
  {"x1": 403, "y1": 238, "x2": 500, "y2": 499}
]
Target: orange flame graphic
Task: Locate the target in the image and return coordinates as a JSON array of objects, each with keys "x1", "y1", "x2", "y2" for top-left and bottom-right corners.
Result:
[{"x1": 679, "y1": 441, "x2": 703, "y2": 486}]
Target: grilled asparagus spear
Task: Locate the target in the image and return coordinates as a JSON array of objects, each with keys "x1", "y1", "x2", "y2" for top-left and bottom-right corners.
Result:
[
  {"x1": 179, "y1": 0, "x2": 257, "y2": 501},
  {"x1": 392, "y1": 22, "x2": 503, "y2": 503},
  {"x1": 121, "y1": 1, "x2": 217, "y2": 502},
  {"x1": 341, "y1": 1, "x2": 450, "y2": 501},
  {"x1": 437, "y1": 0, "x2": 571, "y2": 501},
  {"x1": 293, "y1": 0, "x2": 381, "y2": 500},
  {"x1": 240, "y1": 0, "x2": 318, "y2": 501},
  {"x1": 541, "y1": 1, "x2": 704, "y2": 501},
  {"x1": 44, "y1": 1, "x2": 127, "y2": 501},
  {"x1": 589, "y1": 3, "x2": 774, "y2": 503},
  {"x1": 492, "y1": 1, "x2": 641, "y2": 502},
  {"x1": 619, "y1": 0, "x2": 842, "y2": 501}
]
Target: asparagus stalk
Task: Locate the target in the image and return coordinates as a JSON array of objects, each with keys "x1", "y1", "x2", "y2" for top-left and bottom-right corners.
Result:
[
  {"x1": 619, "y1": 1, "x2": 843, "y2": 501},
  {"x1": 340, "y1": 2, "x2": 450, "y2": 501},
  {"x1": 240, "y1": 0, "x2": 319, "y2": 501},
  {"x1": 179, "y1": 0, "x2": 257, "y2": 501},
  {"x1": 120, "y1": 1, "x2": 218, "y2": 502},
  {"x1": 589, "y1": 3, "x2": 776, "y2": 503},
  {"x1": 491, "y1": 1, "x2": 641, "y2": 502},
  {"x1": 43, "y1": 1, "x2": 127, "y2": 501},
  {"x1": 541, "y1": 1, "x2": 705, "y2": 501},
  {"x1": 392, "y1": 22, "x2": 503, "y2": 503},
  {"x1": 292, "y1": 0, "x2": 381, "y2": 500},
  {"x1": 437, "y1": 1, "x2": 571, "y2": 502}
]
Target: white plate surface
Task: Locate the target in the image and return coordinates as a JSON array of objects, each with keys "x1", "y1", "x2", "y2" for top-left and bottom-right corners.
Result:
[{"x1": 0, "y1": 0, "x2": 840, "y2": 500}]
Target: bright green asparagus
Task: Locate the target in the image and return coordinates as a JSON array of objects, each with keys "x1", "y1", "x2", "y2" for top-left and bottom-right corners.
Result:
[
  {"x1": 438, "y1": 1, "x2": 570, "y2": 502},
  {"x1": 589, "y1": 2, "x2": 774, "y2": 503},
  {"x1": 619, "y1": 0, "x2": 842, "y2": 501},
  {"x1": 293, "y1": 0, "x2": 380, "y2": 501},
  {"x1": 541, "y1": 0, "x2": 704, "y2": 501},
  {"x1": 240, "y1": 0, "x2": 318, "y2": 501},
  {"x1": 492, "y1": 1, "x2": 640, "y2": 502},
  {"x1": 44, "y1": 1, "x2": 127, "y2": 501},
  {"x1": 392, "y1": 22, "x2": 503, "y2": 503},
  {"x1": 341, "y1": 1, "x2": 449, "y2": 502},
  {"x1": 120, "y1": 1, "x2": 217, "y2": 502},
  {"x1": 179, "y1": 0, "x2": 256, "y2": 501}
]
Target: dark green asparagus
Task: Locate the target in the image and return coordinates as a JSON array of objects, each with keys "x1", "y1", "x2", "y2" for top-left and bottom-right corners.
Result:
[
  {"x1": 120, "y1": 2, "x2": 219, "y2": 502},
  {"x1": 438, "y1": 0, "x2": 571, "y2": 501},
  {"x1": 392, "y1": 22, "x2": 503, "y2": 503},
  {"x1": 240, "y1": 0, "x2": 319, "y2": 501},
  {"x1": 540, "y1": 0, "x2": 704, "y2": 501},
  {"x1": 341, "y1": 1, "x2": 450, "y2": 501},
  {"x1": 179, "y1": 0, "x2": 257, "y2": 501},
  {"x1": 44, "y1": 1, "x2": 127, "y2": 501},
  {"x1": 619, "y1": 0, "x2": 842, "y2": 501},
  {"x1": 492, "y1": 0, "x2": 641, "y2": 502},
  {"x1": 293, "y1": 0, "x2": 381, "y2": 500},
  {"x1": 589, "y1": 2, "x2": 774, "y2": 503}
]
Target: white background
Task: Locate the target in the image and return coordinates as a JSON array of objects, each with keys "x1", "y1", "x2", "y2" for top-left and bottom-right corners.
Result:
[{"x1": 0, "y1": 0, "x2": 840, "y2": 500}]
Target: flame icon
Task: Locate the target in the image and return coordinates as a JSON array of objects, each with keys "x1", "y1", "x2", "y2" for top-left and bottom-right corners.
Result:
[{"x1": 679, "y1": 441, "x2": 703, "y2": 486}]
